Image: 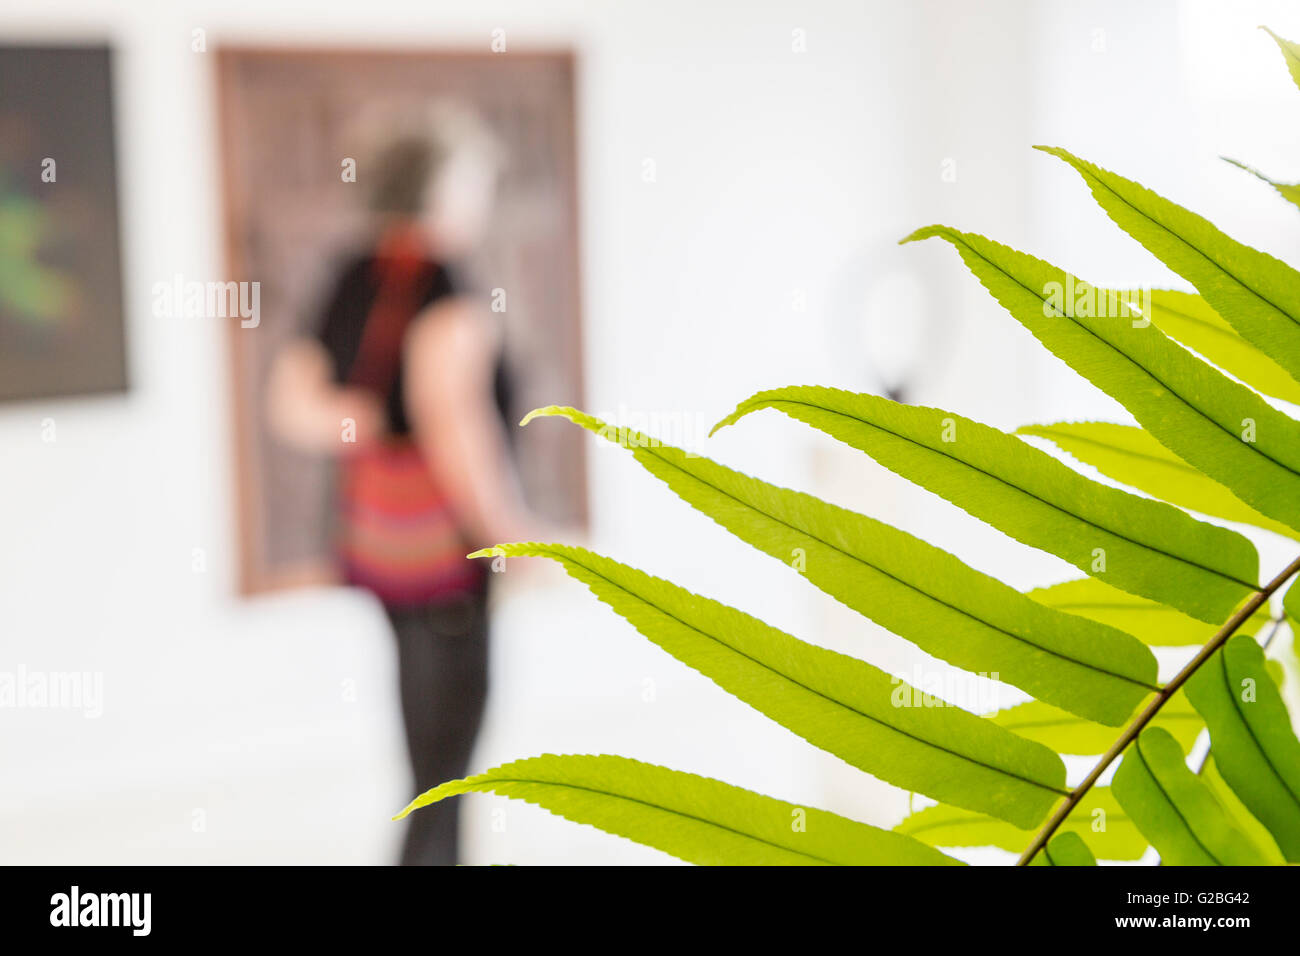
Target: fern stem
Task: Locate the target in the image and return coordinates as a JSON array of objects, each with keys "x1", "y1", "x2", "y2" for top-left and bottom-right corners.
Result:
[{"x1": 1015, "y1": 552, "x2": 1300, "y2": 866}]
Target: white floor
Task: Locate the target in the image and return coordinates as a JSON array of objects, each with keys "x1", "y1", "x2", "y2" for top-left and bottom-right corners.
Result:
[{"x1": 0, "y1": 569, "x2": 836, "y2": 865}]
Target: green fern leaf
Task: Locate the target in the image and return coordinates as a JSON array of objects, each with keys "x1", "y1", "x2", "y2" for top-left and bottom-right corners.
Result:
[
  {"x1": 1111, "y1": 727, "x2": 1277, "y2": 865},
  {"x1": 1264, "y1": 27, "x2": 1300, "y2": 93},
  {"x1": 1028, "y1": 577, "x2": 1270, "y2": 646},
  {"x1": 524, "y1": 406, "x2": 1158, "y2": 725},
  {"x1": 1202, "y1": 755, "x2": 1287, "y2": 865},
  {"x1": 1036, "y1": 146, "x2": 1300, "y2": 385},
  {"x1": 470, "y1": 542, "x2": 1067, "y2": 827},
  {"x1": 1130, "y1": 287, "x2": 1300, "y2": 404},
  {"x1": 1031, "y1": 831, "x2": 1097, "y2": 866},
  {"x1": 1185, "y1": 634, "x2": 1300, "y2": 860},
  {"x1": 905, "y1": 224, "x2": 1300, "y2": 537},
  {"x1": 1020, "y1": 421, "x2": 1296, "y2": 539},
  {"x1": 990, "y1": 695, "x2": 1202, "y2": 754},
  {"x1": 989, "y1": 660, "x2": 1284, "y2": 757},
  {"x1": 395, "y1": 754, "x2": 963, "y2": 865},
  {"x1": 896, "y1": 788, "x2": 1147, "y2": 860},
  {"x1": 714, "y1": 385, "x2": 1257, "y2": 620},
  {"x1": 1223, "y1": 158, "x2": 1300, "y2": 215}
]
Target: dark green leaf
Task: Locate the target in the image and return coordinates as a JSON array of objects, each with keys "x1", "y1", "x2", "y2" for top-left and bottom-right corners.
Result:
[
  {"x1": 1032, "y1": 831, "x2": 1097, "y2": 866},
  {"x1": 1185, "y1": 634, "x2": 1300, "y2": 860},
  {"x1": 1202, "y1": 755, "x2": 1286, "y2": 865},
  {"x1": 1111, "y1": 727, "x2": 1276, "y2": 865}
]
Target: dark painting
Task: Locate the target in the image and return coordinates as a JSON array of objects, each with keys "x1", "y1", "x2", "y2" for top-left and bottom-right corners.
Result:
[{"x1": 0, "y1": 46, "x2": 128, "y2": 402}]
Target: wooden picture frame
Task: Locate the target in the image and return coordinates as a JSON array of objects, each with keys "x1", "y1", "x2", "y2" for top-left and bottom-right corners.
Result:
[{"x1": 214, "y1": 47, "x2": 587, "y2": 595}]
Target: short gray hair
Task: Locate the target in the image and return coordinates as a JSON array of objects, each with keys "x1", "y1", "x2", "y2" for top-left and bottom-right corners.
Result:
[{"x1": 361, "y1": 102, "x2": 503, "y2": 217}]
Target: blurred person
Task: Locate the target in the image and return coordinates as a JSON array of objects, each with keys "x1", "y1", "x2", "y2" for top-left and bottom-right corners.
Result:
[{"x1": 267, "y1": 104, "x2": 541, "y2": 866}]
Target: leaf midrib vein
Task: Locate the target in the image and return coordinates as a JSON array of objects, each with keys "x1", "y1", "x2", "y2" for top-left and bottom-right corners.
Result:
[
  {"x1": 1048, "y1": 599, "x2": 1269, "y2": 632},
  {"x1": 1026, "y1": 428, "x2": 1292, "y2": 535},
  {"x1": 632, "y1": 443, "x2": 1160, "y2": 694},
  {"x1": 550, "y1": 547, "x2": 1069, "y2": 798},
  {"x1": 953, "y1": 233, "x2": 1300, "y2": 489},
  {"x1": 900, "y1": 811, "x2": 1132, "y2": 839},
  {"x1": 471, "y1": 777, "x2": 846, "y2": 865},
  {"x1": 1150, "y1": 298, "x2": 1300, "y2": 402},
  {"x1": 1218, "y1": 649, "x2": 1300, "y2": 811},
  {"x1": 1156, "y1": 299, "x2": 1256, "y2": 346},
  {"x1": 1133, "y1": 742, "x2": 1223, "y2": 865},
  {"x1": 1002, "y1": 713, "x2": 1198, "y2": 732},
  {"x1": 762, "y1": 396, "x2": 1258, "y2": 593},
  {"x1": 1028, "y1": 427, "x2": 1205, "y2": 477},
  {"x1": 1073, "y1": 163, "x2": 1300, "y2": 334}
]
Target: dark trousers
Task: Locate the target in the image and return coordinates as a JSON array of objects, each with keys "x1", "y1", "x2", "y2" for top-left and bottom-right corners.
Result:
[{"x1": 385, "y1": 589, "x2": 490, "y2": 866}]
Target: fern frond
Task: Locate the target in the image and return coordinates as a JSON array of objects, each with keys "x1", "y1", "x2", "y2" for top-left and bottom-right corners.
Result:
[
  {"x1": 524, "y1": 405, "x2": 1159, "y2": 725},
  {"x1": 1035, "y1": 146, "x2": 1300, "y2": 385},
  {"x1": 896, "y1": 788, "x2": 1147, "y2": 860},
  {"x1": 1019, "y1": 422, "x2": 1297, "y2": 539},
  {"x1": 1185, "y1": 634, "x2": 1300, "y2": 859},
  {"x1": 1112, "y1": 728, "x2": 1277, "y2": 865},
  {"x1": 905, "y1": 225, "x2": 1300, "y2": 535},
  {"x1": 1223, "y1": 158, "x2": 1300, "y2": 215},
  {"x1": 714, "y1": 385, "x2": 1259, "y2": 620},
  {"x1": 1031, "y1": 832, "x2": 1096, "y2": 866},
  {"x1": 1027, "y1": 577, "x2": 1272, "y2": 646},
  {"x1": 470, "y1": 542, "x2": 1067, "y2": 827},
  {"x1": 398, "y1": 754, "x2": 962, "y2": 865}
]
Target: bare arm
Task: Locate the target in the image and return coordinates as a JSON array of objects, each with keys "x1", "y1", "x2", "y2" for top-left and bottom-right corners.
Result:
[
  {"x1": 404, "y1": 298, "x2": 537, "y2": 546},
  {"x1": 266, "y1": 338, "x2": 387, "y2": 454}
]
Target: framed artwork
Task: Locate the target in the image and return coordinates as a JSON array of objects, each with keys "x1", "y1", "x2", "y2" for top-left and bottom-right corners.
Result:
[
  {"x1": 215, "y1": 47, "x2": 587, "y2": 595},
  {"x1": 0, "y1": 45, "x2": 128, "y2": 402}
]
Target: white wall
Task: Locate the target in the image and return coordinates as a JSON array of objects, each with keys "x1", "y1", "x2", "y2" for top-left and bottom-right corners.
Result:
[{"x1": 2, "y1": 0, "x2": 1295, "y2": 864}]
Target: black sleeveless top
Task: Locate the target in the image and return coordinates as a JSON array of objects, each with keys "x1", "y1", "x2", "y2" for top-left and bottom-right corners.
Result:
[{"x1": 313, "y1": 254, "x2": 512, "y2": 437}]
